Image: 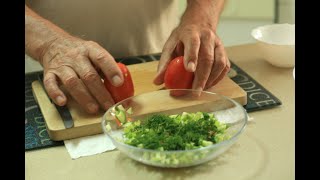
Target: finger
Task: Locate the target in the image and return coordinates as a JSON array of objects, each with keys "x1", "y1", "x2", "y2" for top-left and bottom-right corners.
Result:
[
  {"x1": 191, "y1": 32, "x2": 214, "y2": 95},
  {"x1": 73, "y1": 57, "x2": 115, "y2": 110},
  {"x1": 54, "y1": 66, "x2": 100, "y2": 114},
  {"x1": 86, "y1": 41, "x2": 124, "y2": 87},
  {"x1": 43, "y1": 72, "x2": 67, "y2": 106},
  {"x1": 153, "y1": 31, "x2": 178, "y2": 85},
  {"x1": 181, "y1": 34, "x2": 200, "y2": 72},
  {"x1": 205, "y1": 39, "x2": 229, "y2": 89}
]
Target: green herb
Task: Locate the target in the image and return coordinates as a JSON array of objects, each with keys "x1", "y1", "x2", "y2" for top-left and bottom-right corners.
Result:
[{"x1": 123, "y1": 112, "x2": 230, "y2": 151}]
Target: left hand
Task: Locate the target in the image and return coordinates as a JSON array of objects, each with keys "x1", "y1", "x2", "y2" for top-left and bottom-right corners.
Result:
[{"x1": 153, "y1": 22, "x2": 230, "y2": 93}]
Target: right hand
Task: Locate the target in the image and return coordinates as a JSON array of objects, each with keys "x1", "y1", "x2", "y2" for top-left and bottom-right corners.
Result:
[{"x1": 40, "y1": 36, "x2": 123, "y2": 114}]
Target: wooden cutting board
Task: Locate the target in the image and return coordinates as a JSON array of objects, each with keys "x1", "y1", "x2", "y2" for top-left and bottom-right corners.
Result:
[{"x1": 32, "y1": 61, "x2": 247, "y2": 141}]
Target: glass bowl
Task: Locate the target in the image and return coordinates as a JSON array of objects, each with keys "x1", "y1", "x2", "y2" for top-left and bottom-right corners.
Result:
[{"x1": 101, "y1": 89, "x2": 248, "y2": 168}]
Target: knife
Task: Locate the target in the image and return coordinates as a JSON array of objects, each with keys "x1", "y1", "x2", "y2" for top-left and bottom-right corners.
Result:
[{"x1": 37, "y1": 74, "x2": 74, "y2": 129}]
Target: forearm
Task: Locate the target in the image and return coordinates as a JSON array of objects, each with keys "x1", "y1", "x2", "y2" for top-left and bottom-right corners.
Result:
[
  {"x1": 25, "y1": 5, "x2": 70, "y2": 64},
  {"x1": 182, "y1": 0, "x2": 225, "y2": 31}
]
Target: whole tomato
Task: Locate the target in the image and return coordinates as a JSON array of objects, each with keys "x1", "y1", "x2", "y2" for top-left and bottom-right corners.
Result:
[
  {"x1": 164, "y1": 56, "x2": 194, "y2": 96},
  {"x1": 104, "y1": 63, "x2": 134, "y2": 103}
]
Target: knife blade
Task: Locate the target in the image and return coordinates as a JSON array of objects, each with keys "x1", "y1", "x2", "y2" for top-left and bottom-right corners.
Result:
[{"x1": 37, "y1": 74, "x2": 74, "y2": 129}]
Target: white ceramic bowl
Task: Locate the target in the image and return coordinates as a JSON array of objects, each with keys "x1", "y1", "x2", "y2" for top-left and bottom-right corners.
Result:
[{"x1": 251, "y1": 23, "x2": 295, "y2": 68}]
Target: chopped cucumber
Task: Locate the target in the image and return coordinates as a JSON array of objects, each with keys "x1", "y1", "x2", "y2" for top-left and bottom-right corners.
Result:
[
  {"x1": 115, "y1": 109, "x2": 126, "y2": 123},
  {"x1": 126, "y1": 107, "x2": 133, "y2": 115},
  {"x1": 116, "y1": 104, "x2": 126, "y2": 111}
]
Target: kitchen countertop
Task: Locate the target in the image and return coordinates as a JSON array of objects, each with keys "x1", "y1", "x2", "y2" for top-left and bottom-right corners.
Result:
[{"x1": 25, "y1": 43, "x2": 295, "y2": 180}]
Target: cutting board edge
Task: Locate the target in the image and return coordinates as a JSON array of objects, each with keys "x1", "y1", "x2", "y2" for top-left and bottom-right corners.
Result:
[
  {"x1": 233, "y1": 86, "x2": 247, "y2": 105},
  {"x1": 32, "y1": 81, "x2": 66, "y2": 130},
  {"x1": 47, "y1": 123, "x2": 103, "y2": 141},
  {"x1": 233, "y1": 93, "x2": 247, "y2": 106}
]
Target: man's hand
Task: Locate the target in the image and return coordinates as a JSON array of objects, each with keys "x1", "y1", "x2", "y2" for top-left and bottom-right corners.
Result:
[
  {"x1": 26, "y1": 5, "x2": 123, "y2": 114},
  {"x1": 154, "y1": 0, "x2": 230, "y2": 94},
  {"x1": 41, "y1": 37, "x2": 123, "y2": 114}
]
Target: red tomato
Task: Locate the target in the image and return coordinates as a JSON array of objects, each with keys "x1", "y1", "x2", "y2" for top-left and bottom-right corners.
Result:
[
  {"x1": 104, "y1": 63, "x2": 134, "y2": 103},
  {"x1": 164, "y1": 56, "x2": 194, "y2": 96}
]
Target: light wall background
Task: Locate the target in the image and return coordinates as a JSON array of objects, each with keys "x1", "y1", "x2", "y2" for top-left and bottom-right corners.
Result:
[
  {"x1": 25, "y1": 0, "x2": 295, "y2": 73},
  {"x1": 179, "y1": 0, "x2": 294, "y2": 46}
]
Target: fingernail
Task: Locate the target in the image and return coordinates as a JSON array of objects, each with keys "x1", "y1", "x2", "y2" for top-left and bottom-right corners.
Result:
[
  {"x1": 187, "y1": 62, "x2": 196, "y2": 72},
  {"x1": 195, "y1": 87, "x2": 203, "y2": 92},
  {"x1": 56, "y1": 96, "x2": 64, "y2": 105},
  {"x1": 112, "y1": 75, "x2": 122, "y2": 86},
  {"x1": 87, "y1": 103, "x2": 98, "y2": 113},
  {"x1": 193, "y1": 87, "x2": 203, "y2": 97}
]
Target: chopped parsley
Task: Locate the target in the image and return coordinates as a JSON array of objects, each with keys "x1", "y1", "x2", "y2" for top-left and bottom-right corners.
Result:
[{"x1": 122, "y1": 112, "x2": 230, "y2": 151}]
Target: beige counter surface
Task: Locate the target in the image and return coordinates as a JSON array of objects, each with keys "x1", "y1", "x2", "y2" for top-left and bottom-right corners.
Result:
[{"x1": 25, "y1": 43, "x2": 295, "y2": 180}]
